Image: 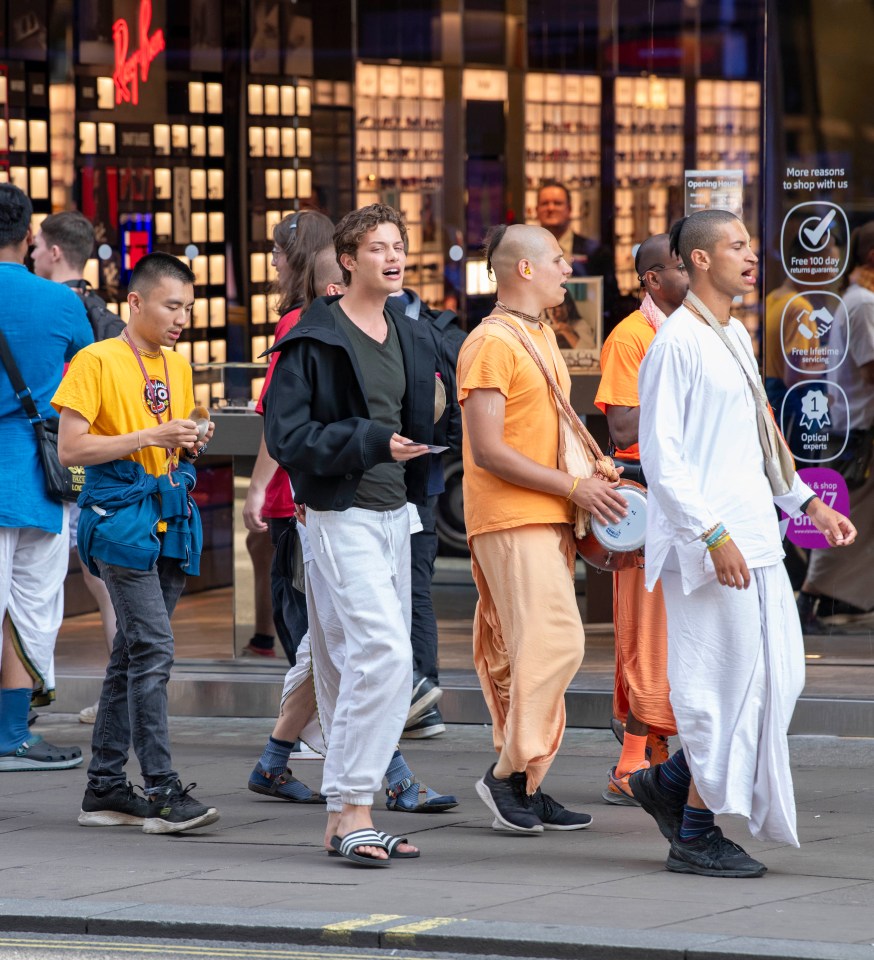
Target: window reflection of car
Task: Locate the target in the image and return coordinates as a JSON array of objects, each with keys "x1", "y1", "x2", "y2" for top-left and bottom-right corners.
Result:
[{"x1": 435, "y1": 453, "x2": 468, "y2": 555}]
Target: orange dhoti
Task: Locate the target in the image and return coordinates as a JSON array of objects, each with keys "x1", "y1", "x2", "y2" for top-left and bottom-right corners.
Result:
[
  {"x1": 612, "y1": 566, "x2": 676, "y2": 736},
  {"x1": 470, "y1": 523, "x2": 585, "y2": 793}
]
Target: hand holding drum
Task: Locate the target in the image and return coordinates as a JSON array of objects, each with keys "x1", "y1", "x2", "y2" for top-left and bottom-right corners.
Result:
[{"x1": 576, "y1": 479, "x2": 647, "y2": 573}]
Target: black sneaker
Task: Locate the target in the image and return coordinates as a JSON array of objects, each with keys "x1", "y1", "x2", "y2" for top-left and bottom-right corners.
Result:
[
  {"x1": 627, "y1": 764, "x2": 684, "y2": 840},
  {"x1": 142, "y1": 781, "x2": 220, "y2": 834},
  {"x1": 407, "y1": 671, "x2": 442, "y2": 724},
  {"x1": 527, "y1": 788, "x2": 593, "y2": 831},
  {"x1": 666, "y1": 826, "x2": 767, "y2": 878},
  {"x1": 475, "y1": 764, "x2": 543, "y2": 834},
  {"x1": 402, "y1": 705, "x2": 445, "y2": 739},
  {"x1": 78, "y1": 782, "x2": 149, "y2": 827}
]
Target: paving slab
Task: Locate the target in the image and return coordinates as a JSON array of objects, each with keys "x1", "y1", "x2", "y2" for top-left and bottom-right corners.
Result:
[{"x1": 2, "y1": 715, "x2": 874, "y2": 960}]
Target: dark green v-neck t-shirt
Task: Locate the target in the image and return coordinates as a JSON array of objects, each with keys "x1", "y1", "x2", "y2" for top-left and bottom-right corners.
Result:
[{"x1": 331, "y1": 300, "x2": 407, "y2": 510}]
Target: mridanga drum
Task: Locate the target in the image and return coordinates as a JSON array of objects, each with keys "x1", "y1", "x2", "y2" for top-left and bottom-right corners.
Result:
[{"x1": 575, "y1": 479, "x2": 647, "y2": 572}]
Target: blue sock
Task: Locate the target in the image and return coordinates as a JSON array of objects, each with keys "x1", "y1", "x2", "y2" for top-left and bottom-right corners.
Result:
[
  {"x1": 656, "y1": 748, "x2": 691, "y2": 799},
  {"x1": 0, "y1": 688, "x2": 32, "y2": 755},
  {"x1": 678, "y1": 804, "x2": 715, "y2": 842},
  {"x1": 258, "y1": 736, "x2": 295, "y2": 777},
  {"x1": 385, "y1": 749, "x2": 413, "y2": 786},
  {"x1": 385, "y1": 749, "x2": 451, "y2": 806}
]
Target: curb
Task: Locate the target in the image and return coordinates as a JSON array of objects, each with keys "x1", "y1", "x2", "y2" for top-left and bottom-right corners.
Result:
[{"x1": 1, "y1": 899, "x2": 871, "y2": 960}]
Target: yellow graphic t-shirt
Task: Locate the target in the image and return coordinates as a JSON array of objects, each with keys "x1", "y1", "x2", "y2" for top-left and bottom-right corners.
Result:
[{"x1": 52, "y1": 338, "x2": 195, "y2": 479}]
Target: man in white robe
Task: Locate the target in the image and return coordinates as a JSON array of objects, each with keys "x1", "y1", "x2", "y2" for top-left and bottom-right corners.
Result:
[{"x1": 631, "y1": 209, "x2": 856, "y2": 878}]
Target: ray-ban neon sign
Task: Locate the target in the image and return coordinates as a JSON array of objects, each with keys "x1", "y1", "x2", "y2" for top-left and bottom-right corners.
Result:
[{"x1": 113, "y1": 0, "x2": 165, "y2": 106}]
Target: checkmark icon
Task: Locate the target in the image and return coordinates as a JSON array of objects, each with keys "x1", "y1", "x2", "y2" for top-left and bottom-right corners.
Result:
[{"x1": 802, "y1": 209, "x2": 836, "y2": 247}]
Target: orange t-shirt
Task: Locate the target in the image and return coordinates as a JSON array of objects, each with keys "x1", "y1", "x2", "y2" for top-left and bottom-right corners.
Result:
[
  {"x1": 594, "y1": 310, "x2": 655, "y2": 459},
  {"x1": 457, "y1": 316, "x2": 574, "y2": 539}
]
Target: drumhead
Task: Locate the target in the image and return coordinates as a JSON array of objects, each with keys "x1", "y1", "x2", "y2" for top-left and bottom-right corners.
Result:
[{"x1": 591, "y1": 484, "x2": 647, "y2": 552}]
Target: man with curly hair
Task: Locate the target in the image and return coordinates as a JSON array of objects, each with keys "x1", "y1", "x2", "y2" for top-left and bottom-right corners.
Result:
[{"x1": 263, "y1": 204, "x2": 457, "y2": 866}]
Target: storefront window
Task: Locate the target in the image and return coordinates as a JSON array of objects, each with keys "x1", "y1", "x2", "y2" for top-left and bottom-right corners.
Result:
[{"x1": 764, "y1": 0, "x2": 874, "y2": 637}]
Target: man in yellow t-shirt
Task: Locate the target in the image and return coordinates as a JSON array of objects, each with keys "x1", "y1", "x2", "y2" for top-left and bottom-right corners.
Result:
[
  {"x1": 594, "y1": 233, "x2": 685, "y2": 806},
  {"x1": 53, "y1": 252, "x2": 219, "y2": 836},
  {"x1": 458, "y1": 223, "x2": 628, "y2": 834}
]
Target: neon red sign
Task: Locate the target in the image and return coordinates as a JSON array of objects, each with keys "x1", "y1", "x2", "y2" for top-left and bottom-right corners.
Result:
[{"x1": 112, "y1": 0, "x2": 165, "y2": 107}]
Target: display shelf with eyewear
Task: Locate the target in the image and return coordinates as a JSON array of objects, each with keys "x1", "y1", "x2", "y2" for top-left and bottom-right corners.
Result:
[
  {"x1": 695, "y1": 79, "x2": 762, "y2": 334},
  {"x1": 523, "y1": 72, "x2": 601, "y2": 239},
  {"x1": 355, "y1": 63, "x2": 444, "y2": 307},
  {"x1": 310, "y1": 79, "x2": 354, "y2": 228},
  {"x1": 0, "y1": 62, "x2": 51, "y2": 220},
  {"x1": 612, "y1": 75, "x2": 685, "y2": 296},
  {"x1": 246, "y1": 76, "x2": 315, "y2": 372},
  {"x1": 74, "y1": 41, "x2": 230, "y2": 375}
]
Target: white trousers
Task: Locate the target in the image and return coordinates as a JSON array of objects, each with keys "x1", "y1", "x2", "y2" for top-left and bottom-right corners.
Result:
[
  {"x1": 305, "y1": 506, "x2": 412, "y2": 810},
  {"x1": 661, "y1": 561, "x2": 805, "y2": 846},
  {"x1": 0, "y1": 511, "x2": 69, "y2": 698}
]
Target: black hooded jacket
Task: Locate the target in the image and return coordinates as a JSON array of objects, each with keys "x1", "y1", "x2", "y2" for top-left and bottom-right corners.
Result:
[{"x1": 262, "y1": 294, "x2": 458, "y2": 511}]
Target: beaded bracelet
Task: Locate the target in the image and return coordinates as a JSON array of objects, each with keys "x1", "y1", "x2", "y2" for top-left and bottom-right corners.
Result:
[
  {"x1": 707, "y1": 531, "x2": 732, "y2": 552},
  {"x1": 702, "y1": 522, "x2": 726, "y2": 547}
]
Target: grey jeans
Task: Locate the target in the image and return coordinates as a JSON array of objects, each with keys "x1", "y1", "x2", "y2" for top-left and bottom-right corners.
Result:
[{"x1": 88, "y1": 557, "x2": 185, "y2": 792}]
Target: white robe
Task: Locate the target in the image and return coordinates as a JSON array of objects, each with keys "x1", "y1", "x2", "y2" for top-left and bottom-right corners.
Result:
[{"x1": 638, "y1": 306, "x2": 813, "y2": 845}]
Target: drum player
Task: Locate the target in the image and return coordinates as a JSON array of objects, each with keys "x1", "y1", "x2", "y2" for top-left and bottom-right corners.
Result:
[
  {"x1": 457, "y1": 223, "x2": 628, "y2": 833},
  {"x1": 594, "y1": 233, "x2": 687, "y2": 805}
]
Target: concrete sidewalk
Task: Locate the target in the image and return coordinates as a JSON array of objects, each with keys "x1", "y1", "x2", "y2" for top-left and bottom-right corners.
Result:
[{"x1": 2, "y1": 716, "x2": 874, "y2": 960}]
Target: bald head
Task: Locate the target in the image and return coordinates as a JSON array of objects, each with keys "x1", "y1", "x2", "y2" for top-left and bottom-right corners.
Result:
[
  {"x1": 485, "y1": 223, "x2": 559, "y2": 282},
  {"x1": 635, "y1": 234, "x2": 672, "y2": 278},
  {"x1": 635, "y1": 232, "x2": 688, "y2": 314},
  {"x1": 484, "y1": 222, "x2": 571, "y2": 314}
]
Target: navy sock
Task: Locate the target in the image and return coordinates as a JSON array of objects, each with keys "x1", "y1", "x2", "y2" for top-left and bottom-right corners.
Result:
[
  {"x1": 678, "y1": 804, "x2": 715, "y2": 842},
  {"x1": 656, "y1": 748, "x2": 691, "y2": 799},
  {"x1": 258, "y1": 736, "x2": 295, "y2": 777},
  {"x1": 0, "y1": 688, "x2": 32, "y2": 755}
]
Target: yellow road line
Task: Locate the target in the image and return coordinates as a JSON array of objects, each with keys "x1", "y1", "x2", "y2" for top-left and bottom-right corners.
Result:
[
  {"x1": 320, "y1": 913, "x2": 405, "y2": 944},
  {"x1": 383, "y1": 916, "x2": 463, "y2": 944}
]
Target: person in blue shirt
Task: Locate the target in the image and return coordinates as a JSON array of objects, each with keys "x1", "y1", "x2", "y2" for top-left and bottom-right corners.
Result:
[{"x1": 0, "y1": 184, "x2": 93, "y2": 772}]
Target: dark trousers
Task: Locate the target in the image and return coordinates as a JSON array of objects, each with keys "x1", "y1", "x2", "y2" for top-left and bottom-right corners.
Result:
[
  {"x1": 268, "y1": 517, "x2": 309, "y2": 665},
  {"x1": 90, "y1": 557, "x2": 185, "y2": 791},
  {"x1": 410, "y1": 495, "x2": 439, "y2": 684}
]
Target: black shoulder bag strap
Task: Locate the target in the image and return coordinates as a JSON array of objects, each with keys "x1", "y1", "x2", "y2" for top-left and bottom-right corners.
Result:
[{"x1": 0, "y1": 328, "x2": 50, "y2": 443}]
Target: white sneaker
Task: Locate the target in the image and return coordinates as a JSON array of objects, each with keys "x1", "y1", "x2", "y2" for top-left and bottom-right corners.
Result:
[{"x1": 79, "y1": 702, "x2": 99, "y2": 725}]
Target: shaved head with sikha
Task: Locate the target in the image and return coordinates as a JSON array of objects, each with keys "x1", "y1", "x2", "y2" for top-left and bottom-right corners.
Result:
[
  {"x1": 486, "y1": 224, "x2": 558, "y2": 281},
  {"x1": 485, "y1": 223, "x2": 573, "y2": 316},
  {"x1": 669, "y1": 210, "x2": 740, "y2": 277}
]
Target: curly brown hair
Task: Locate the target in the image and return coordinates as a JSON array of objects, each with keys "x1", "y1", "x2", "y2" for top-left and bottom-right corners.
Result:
[
  {"x1": 272, "y1": 210, "x2": 334, "y2": 317},
  {"x1": 333, "y1": 203, "x2": 407, "y2": 286}
]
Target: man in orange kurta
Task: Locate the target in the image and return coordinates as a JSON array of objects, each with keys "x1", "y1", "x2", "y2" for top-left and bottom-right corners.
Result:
[
  {"x1": 459, "y1": 224, "x2": 628, "y2": 834},
  {"x1": 594, "y1": 233, "x2": 686, "y2": 804}
]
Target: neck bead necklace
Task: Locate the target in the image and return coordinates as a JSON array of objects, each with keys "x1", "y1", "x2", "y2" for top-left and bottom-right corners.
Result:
[
  {"x1": 495, "y1": 299, "x2": 542, "y2": 326},
  {"x1": 121, "y1": 330, "x2": 162, "y2": 359}
]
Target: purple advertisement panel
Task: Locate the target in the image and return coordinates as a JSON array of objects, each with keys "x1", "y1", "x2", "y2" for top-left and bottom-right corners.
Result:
[{"x1": 783, "y1": 467, "x2": 850, "y2": 550}]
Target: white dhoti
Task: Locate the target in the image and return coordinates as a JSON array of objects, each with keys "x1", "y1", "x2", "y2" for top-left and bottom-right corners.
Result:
[
  {"x1": 661, "y1": 562, "x2": 805, "y2": 847},
  {"x1": 0, "y1": 514, "x2": 69, "y2": 703}
]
